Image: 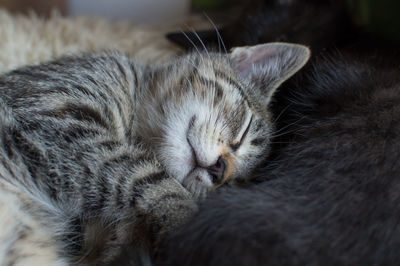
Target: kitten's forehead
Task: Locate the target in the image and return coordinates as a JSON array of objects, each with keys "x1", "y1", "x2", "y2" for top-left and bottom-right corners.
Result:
[
  {"x1": 184, "y1": 53, "x2": 236, "y2": 77},
  {"x1": 176, "y1": 53, "x2": 254, "y2": 136},
  {"x1": 179, "y1": 53, "x2": 247, "y2": 102}
]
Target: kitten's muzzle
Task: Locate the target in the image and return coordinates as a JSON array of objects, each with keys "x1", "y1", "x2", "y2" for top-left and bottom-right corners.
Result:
[{"x1": 207, "y1": 156, "x2": 227, "y2": 184}]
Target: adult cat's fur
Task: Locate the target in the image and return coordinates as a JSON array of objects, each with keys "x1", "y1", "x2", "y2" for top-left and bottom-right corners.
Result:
[
  {"x1": 156, "y1": 53, "x2": 400, "y2": 265},
  {"x1": 0, "y1": 43, "x2": 309, "y2": 265},
  {"x1": 167, "y1": 0, "x2": 355, "y2": 53}
]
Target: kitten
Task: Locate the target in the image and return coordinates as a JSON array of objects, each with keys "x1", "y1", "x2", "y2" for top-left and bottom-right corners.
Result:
[
  {"x1": 156, "y1": 51, "x2": 400, "y2": 266},
  {"x1": 0, "y1": 43, "x2": 309, "y2": 265}
]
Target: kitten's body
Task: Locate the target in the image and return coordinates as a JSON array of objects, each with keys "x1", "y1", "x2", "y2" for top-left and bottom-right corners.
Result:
[
  {"x1": 157, "y1": 53, "x2": 400, "y2": 266},
  {"x1": 0, "y1": 54, "x2": 197, "y2": 264},
  {"x1": 0, "y1": 44, "x2": 309, "y2": 264}
]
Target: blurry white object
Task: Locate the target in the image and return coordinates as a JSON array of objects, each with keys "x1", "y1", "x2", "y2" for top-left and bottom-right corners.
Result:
[{"x1": 68, "y1": 0, "x2": 190, "y2": 25}]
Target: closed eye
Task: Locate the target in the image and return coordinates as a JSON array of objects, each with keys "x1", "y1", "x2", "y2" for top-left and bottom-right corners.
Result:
[{"x1": 230, "y1": 114, "x2": 253, "y2": 151}]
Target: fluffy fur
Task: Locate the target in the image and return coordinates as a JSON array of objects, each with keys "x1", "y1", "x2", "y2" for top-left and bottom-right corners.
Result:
[
  {"x1": 0, "y1": 8, "x2": 184, "y2": 73},
  {"x1": 0, "y1": 43, "x2": 309, "y2": 264},
  {"x1": 156, "y1": 53, "x2": 400, "y2": 266}
]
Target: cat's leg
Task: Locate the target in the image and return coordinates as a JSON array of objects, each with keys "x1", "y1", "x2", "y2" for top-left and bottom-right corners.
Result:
[{"x1": 61, "y1": 144, "x2": 198, "y2": 265}]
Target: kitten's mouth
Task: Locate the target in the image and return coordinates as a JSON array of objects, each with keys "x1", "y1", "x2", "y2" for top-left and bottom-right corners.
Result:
[
  {"x1": 184, "y1": 115, "x2": 232, "y2": 188},
  {"x1": 186, "y1": 135, "x2": 228, "y2": 185}
]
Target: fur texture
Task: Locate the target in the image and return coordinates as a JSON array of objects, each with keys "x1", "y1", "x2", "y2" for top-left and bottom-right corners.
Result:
[
  {"x1": 0, "y1": 43, "x2": 309, "y2": 265},
  {"x1": 156, "y1": 54, "x2": 400, "y2": 266}
]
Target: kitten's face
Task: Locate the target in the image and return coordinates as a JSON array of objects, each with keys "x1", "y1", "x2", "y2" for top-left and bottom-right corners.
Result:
[
  {"x1": 138, "y1": 43, "x2": 310, "y2": 196},
  {"x1": 157, "y1": 57, "x2": 271, "y2": 197}
]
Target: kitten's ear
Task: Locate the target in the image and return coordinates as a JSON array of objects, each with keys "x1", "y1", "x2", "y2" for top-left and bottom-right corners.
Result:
[{"x1": 230, "y1": 42, "x2": 310, "y2": 103}]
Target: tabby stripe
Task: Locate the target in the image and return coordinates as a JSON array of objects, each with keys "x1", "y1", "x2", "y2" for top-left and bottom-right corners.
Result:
[
  {"x1": 126, "y1": 116, "x2": 135, "y2": 142},
  {"x1": 98, "y1": 140, "x2": 121, "y2": 150},
  {"x1": 61, "y1": 125, "x2": 102, "y2": 143},
  {"x1": 129, "y1": 172, "x2": 167, "y2": 207},
  {"x1": 13, "y1": 86, "x2": 71, "y2": 101},
  {"x1": 99, "y1": 153, "x2": 150, "y2": 173},
  {"x1": 110, "y1": 93, "x2": 127, "y2": 130},
  {"x1": 64, "y1": 216, "x2": 84, "y2": 255},
  {"x1": 81, "y1": 166, "x2": 104, "y2": 213},
  {"x1": 230, "y1": 107, "x2": 249, "y2": 138},
  {"x1": 98, "y1": 175, "x2": 110, "y2": 212},
  {"x1": 1, "y1": 131, "x2": 13, "y2": 158},
  {"x1": 64, "y1": 103, "x2": 109, "y2": 129},
  {"x1": 196, "y1": 74, "x2": 224, "y2": 102},
  {"x1": 81, "y1": 75, "x2": 113, "y2": 104},
  {"x1": 18, "y1": 120, "x2": 41, "y2": 131},
  {"x1": 185, "y1": 58, "x2": 200, "y2": 86},
  {"x1": 112, "y1": 57, "x2": 127, "y2": 84},
  {"x1": 86, "y1": 74, "x2": 100, "y2": 87},
  {"x1": 82, "y1": 179, "x2": 100, "y2": 213},
  {"x1": 71, "y1": 84, "x2": 98, "y2": 99},
  {"x1": 215, "y1": 70, "x2": 248, "y2": 102},
  {"x1": 11, "y1": 69, "x2": 51, "y2": 81},
  {"x1": 0, "y1": 157, "x2": 16, "y2": 183},
  {"x1": 114, "y1": 174, "x2": 127, "y2": 209},
  {"x1": 101, "y1": 154, "x2": 132, "y2": 169},
  {"x1": 47, "y1": 175, "x2": 60, "y2": 200},
  {"x1": 39, "y1": 103, "x2": 110, "y2": 129},
  {"x1": 12, "y1": 130, "x2": 44, "y2": 186},
  {"x1": 130, "y1": 63, "x2": 139, "y2": 87},
  {"x1": 95, "y1": 79, "x2": 129, "y2": 130}
]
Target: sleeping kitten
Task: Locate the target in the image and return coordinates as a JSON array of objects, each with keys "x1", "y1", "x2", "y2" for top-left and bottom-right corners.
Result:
[
  {"x1": 156, "y1": 51, "x2": 400, "y2": 266},
  {"x1": 0, "y1": 42, "x2": 309, "y2": 265}
]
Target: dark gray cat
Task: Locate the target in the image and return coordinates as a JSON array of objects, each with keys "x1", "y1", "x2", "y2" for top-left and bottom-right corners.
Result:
[{"x1": 156, "y1": 52, "x2": 400, "y2": 265}]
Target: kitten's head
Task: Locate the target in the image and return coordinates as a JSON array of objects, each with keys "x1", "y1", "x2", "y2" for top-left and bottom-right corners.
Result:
[{"x1": 138, "y1": 43, "x2": 310, "y2": 197}]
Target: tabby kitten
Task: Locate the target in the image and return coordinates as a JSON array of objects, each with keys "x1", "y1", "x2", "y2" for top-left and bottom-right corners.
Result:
[{"x1": 0, "y1": 42, "x2": 310, "y2": 265}]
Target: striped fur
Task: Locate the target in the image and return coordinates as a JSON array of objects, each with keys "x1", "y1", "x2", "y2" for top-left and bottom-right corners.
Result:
[{"x1": 0, "y1": 43, "x2": 309, "y2": 264}]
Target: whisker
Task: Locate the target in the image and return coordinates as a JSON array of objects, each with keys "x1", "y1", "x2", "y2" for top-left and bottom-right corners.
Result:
[
  {"x1": 272, "y1": 103, "x2": 292, "y2": 124},
  {"x1": 184, "y1": 57, "x2": 201, "y2": 72},
  {"x1": 203, "y1": 12, "x2": 227, "y2": 53},
  {"x1": 188, "y1": 26, "x2": 211, "y2": 60},
  {"x1": 271, "y1": 117, "x2": 305, "y2": 138},
  {"x1": 179, "y1": 29, "x2": 202, "y2": 60}
]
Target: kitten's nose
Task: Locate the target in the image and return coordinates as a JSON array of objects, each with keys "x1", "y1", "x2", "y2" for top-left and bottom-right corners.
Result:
[{"x1": 207, "y1": 156, "x2": 227, "y2": 183}]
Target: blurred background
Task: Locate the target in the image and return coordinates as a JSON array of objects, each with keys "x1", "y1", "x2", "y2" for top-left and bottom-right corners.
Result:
[
  {"x1": 0, "y1": 0, "x2": 399, "y2": 41},
  {"x1": 0, "y1": 0, "x2": 191, "y2": 24}
]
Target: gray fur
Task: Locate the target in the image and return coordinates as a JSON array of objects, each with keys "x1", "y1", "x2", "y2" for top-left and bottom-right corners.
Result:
[
  {"x1": 156, "y1": 55, "x2": 400, "y2": 266},
  {"x1": 0, "y1": 44, "x2": 309, "y2": 264}
]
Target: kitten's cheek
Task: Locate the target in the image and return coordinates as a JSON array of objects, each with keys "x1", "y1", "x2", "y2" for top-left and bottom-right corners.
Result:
[{"x1": 182, "y1": 169, "x2": 213, "y2": 197}]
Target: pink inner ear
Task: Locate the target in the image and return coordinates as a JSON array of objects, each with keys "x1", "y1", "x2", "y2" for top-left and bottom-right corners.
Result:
[{"x1": 237, "y1": 47, "x2": 278, "y2": 72}]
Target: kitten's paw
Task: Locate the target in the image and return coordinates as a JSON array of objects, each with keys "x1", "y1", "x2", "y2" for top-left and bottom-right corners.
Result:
[{"x1": 182, "y1": 169, "x2": 213, "y2": 198}]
